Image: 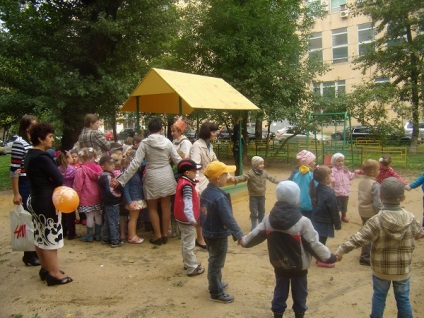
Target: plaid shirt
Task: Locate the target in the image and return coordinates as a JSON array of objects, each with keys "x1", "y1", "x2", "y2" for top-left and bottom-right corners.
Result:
[
  {"x1": 336, "y1": 206, "x2": 423, "y2": 281},
  {"x1": 78, "y1": 128, "x2": 110, "y2": 155}
]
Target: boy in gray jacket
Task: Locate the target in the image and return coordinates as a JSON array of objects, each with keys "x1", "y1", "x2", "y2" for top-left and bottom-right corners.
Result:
[{"x1": 240, "y1": 181, "x2": 337, "y2": 318}]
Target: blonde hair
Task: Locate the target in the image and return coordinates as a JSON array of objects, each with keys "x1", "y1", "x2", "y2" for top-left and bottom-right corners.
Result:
[
  {"x1": 362, "y1": 159, "x2": 379, "y2": 176},
  {"x1": 78, "y1": 147, "x2": 97, "y2": 163}
]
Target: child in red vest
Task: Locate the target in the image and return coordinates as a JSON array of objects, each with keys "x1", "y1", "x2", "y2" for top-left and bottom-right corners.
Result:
[{"x1": 174, "y1": 159, "x2": 205, "y2": 277}]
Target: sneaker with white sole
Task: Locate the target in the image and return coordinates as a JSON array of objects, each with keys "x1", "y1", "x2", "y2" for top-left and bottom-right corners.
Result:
[
  {"x1": 187, "y1": 265, "x2": 205, "y2": 277},
  {"x1": 210, "y1": 293, "x2": 234, "y2": 303}
]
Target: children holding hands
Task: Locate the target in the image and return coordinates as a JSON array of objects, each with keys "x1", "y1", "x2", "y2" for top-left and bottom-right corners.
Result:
[
  {"x1": 240, "y1": 180, "x2": 337, "y2": 318},
  {"x1": 201, "y1": 161, "x2": 244, "y2": 303},
  {"x1": 336, "y1": 177, "x2": 424, "y2": 318},
  {"x1": 230, "y1": 156, "x2": 280, "y2": 230}
]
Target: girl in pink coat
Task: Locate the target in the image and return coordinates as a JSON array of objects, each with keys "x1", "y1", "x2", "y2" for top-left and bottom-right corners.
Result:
[
  {"x1": 331, "y1": 153, "x2": 358, "y2": 223},
  {"x1": 73, "y1": 147, "x2": 103, "y2": 242}
]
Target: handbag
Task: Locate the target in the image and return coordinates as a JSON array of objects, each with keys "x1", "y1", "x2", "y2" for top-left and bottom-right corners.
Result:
[{"x1": 10, "y1": 205, "x2": 35, "y2": 251}]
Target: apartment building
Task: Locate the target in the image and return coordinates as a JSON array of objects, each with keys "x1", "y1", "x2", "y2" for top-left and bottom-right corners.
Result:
[{"x1": 308, "y1": 0, "x2": 398, "y2": 124}]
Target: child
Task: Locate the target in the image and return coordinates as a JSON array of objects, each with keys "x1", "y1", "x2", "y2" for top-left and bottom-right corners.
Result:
[
  {"x1": 98, "y1": 155, "x2": 123, "y2": 248},
  {"x1": 112, "y1": 153, "x2": 129, "y2": 242},
  {"x1": 331, "y1": 152, "x2": 357, "y2": 223},
  {"x1": 231, "y1": 156, "x2": 280, "y2": 230},
  {"x1": 405, "y1": 172, "x2": 424, "y2": 225},
  {"x1": 56, "y1": 151, "x2": 78, "y2": 239},
  {"x1": 69, "y1": 149, "x2": 81, "y2": 168},
  {"x1": 73, "y1": 147, "x2": 103, "y2": 242},
  {"x1": 200, "y1": 161, "x2": 244, "y2": 303},
  {"x1": 122, "y1": 154, "x2": 146, "y2": 244},
  {"x1": 376, "y1": 155, "x2": 406, "y2": 185},
  {"x1": 288, "y1": 150, "x2": 316, "y2": 219},
  {"x1": 174, "y1": 159, "x2": 205, "y2": 277},
  {"x1": 241, "y1": 181, "x2": 337, "y2": 318},
  {"x1": 336, "y1": 177, "x2": 424, "y2": 318},
  {"x1": 357, "y1": 159, "x2": 382, "y2": 265},
  {"x1": 310, "y1": 165, "x2": 341, "y2": 268}
]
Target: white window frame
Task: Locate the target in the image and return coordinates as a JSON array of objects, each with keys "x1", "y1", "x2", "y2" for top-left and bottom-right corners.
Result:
[
  {"x1": 332, "y1": 28, "x2": 348, "y2": 64},
  {"x1": 358, "y1": 23, "x2": 374, "y2": 56},
  {"x1": 313, "y1": 80, "x2": 346, "y2": 97},
  {"x1": 309, "y1": 32, "x2": 323, "y2": 62}
]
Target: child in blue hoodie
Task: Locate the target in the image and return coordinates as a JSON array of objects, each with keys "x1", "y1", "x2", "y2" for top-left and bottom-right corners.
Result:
[
  {"x1": 241, "y1": 180, "x2": 337, "y2": 318},
  {"x1": 288, "y1": 150, "x2": 316, "y2": 219}
]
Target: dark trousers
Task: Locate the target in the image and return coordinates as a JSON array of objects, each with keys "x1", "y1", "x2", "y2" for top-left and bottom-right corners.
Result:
[
  {"x1": 62, "y1": 211, "x2": 76, "y2": 237},
  {"x1": 360, "y1": 217, "x2": 371, "y2": 263},
  {"x1": 204, "y1": 236, "x2": 228, "y2": 297},
  {"x1": 272, "y1": 271, "x2": 308, "y2": 315}
]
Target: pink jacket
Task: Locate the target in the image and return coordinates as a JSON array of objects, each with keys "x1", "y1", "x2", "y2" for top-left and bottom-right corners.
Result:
[
  {"x1": 331, "y1": 166, "x2": 356, "y2": 197},
  {"x1": 73, "y1": 162, "x2": 102, "y2": 206}
]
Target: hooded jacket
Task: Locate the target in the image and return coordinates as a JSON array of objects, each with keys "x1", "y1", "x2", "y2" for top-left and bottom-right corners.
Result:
[
  {"x1": 289, "y1": 166, "x2": 313, "y2": 213},
  {"x1": 73, "y1": 162, "x2": 102, "y2": 206},
  {"x1": 336, "y1": 205, "x2": 423, "y2": 281},
  {"x1": 241, "y1": 201, "x2": 336, "y2": 276}
]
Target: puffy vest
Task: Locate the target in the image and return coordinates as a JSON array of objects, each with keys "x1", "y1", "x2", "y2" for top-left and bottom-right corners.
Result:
[{"x1": 174, "y1": 177, "x2": 200, "y2": 223}]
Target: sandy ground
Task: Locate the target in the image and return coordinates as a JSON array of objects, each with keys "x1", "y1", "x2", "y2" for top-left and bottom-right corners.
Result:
[{"x1": 1, "y1": 166, "x2": 424, "y2": 318}]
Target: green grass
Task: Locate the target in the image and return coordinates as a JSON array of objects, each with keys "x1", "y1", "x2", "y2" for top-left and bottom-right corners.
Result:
[{"x1": 0, "y1": 155, "x2": 11, "y2": 191}]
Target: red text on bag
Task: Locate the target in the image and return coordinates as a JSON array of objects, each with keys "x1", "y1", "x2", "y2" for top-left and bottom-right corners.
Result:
[{"x1": 14, "y1": 224, "x2": 26, "y2": 239}]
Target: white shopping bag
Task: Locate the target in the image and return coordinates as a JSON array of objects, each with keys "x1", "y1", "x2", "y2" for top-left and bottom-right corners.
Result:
[{"x1": 10, "y1": 205, "x2": 35, "y2": 251}]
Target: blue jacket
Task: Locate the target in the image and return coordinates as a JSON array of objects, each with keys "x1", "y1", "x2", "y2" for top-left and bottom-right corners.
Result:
[
  {"x1": 123, "y1": 170, "x2": 143, "y2": 204},
  {"x1": 289, "y1": 166, "x2": 314, "y2": 213},
  {"x1": 200, "y1": 183, "x2": 244, "y2": 240},
  {"x1": 409, "y1": 172, "x2": 424, "y2": 192}
]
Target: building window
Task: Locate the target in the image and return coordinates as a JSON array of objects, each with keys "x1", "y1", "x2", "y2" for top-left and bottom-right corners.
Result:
[
  {"x1": 309, "y1": 32, "x2": 323, "y2": 62},
  {"x1": 313, "y1": 80, "x2": 346, "y2": 97},
  {"x1": 331, "y1": 0, "x2": 346, "y2": 13},
  {"x1": 332, "y1": 28, "x2": 348, "y2": 64},
  {"x1": 386, "y1": 24, "x2": 406, "y2": 48},
  {"x1": 358, "y1": 23, "x2": 374, "y2": 56}
]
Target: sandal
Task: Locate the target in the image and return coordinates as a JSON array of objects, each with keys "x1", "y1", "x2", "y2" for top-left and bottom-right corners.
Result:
[
  {"x1": 39, "y1": 268, "x2": 64, "y2": 281},
  {"x1": 128, "y1": 236, "x2": 144, "y2": 244},
  {"x1": 45, "y1": 273, "x2": 73, "y2": 286}
]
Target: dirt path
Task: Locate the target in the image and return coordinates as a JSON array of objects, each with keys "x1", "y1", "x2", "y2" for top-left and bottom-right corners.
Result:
[{"x1": 1, "y1": 167, "x2": 424, "y2": 318}]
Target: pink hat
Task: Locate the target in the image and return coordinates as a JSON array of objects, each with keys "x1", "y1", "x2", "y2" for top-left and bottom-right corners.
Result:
[
  {"x1": 173, "y1": 116, "x2": 187, "y2": 132},
  {"x1": 296, "y1": 150, "x2": 316, "y2": 165}
]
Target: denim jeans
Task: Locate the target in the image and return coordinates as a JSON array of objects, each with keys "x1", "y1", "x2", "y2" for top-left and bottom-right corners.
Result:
[
  {"x1": 249, "y1": 195, "x2": 265, "y2": 221},
  {"x1": 371, "y1": 275, "x2": 412, "y2": 318},
  {"x1": 204, "y1": 236, "x2": 228, "y2": 297},
  {"x1": 360, "y1": 217, "x2": 371, "y2": 263},
  {"x1": 272, "y1": 271, "x2": 308, "y2": 315},
  {"x1": 103, "y1": 204, "x2": 120, "y2": 244}
]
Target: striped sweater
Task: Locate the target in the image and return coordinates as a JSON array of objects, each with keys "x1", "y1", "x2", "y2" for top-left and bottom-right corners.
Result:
[{"x1": 10, "y1": 136, "x2": 32, "y2": 178}]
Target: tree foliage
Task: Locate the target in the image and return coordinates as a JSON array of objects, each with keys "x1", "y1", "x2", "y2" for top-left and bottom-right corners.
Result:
[
  {"x1": 349, "y1": 0, "x2": 424, "y2": 151},
  {"x1": 0, "y1": 0, "x2": 178, "y2": 149}
]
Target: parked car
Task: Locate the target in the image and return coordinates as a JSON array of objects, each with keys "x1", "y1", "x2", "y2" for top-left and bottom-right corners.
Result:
[
  {"x1": 118, "y1": 128, "x2": 135, "y2": 140},
  {"x1": 104, "y1": 130, "x2": 114, "y2": 141},
  {"x1": 404, "y1": 121, "x2": 424, "y2": 139},
  {"x1": 216, "y1": 128, "x2": 232, "y2": 140},
  {"x1": 276, "y1": 126, "x2": 330, "y2": 143},
  {"x1": 246, "y1": 127, "x2": 276, "y2": 140},
  {"x1": 332, "y1": 125, "x2": 408, "y2": 145},
  {"x1": 331, "y1": 125, "x2": 372, "y2": 141},
  {"x1": 0, "y1": 136, "x2": 18, "y2": 155},
  {"x1": 184, "y1": 129, "x2": 197, "y2": 141}
]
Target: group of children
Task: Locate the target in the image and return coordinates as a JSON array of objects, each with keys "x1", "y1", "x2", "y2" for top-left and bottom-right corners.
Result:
[
  {"x1": 51, "y1": 142, "x2": 424, "y2": 317},
  {"x1": 55, "y1": 144, "x2": 148, "y2": 249},
  {"x1": 228, "y1": 149, "x2": 424, "y2": 318}
]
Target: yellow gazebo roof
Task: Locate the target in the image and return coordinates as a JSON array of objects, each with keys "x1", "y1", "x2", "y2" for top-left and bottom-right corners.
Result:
[{"x1": 120, "y1": 68, "x2": 259, "y2": 114}]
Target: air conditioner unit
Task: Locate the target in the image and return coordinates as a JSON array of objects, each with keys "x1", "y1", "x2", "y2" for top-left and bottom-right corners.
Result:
[{"x1": 340, "y1": 10, "x2": 349, "y2": 18}]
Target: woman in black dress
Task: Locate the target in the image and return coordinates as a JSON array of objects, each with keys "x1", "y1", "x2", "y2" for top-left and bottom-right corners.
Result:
[{"x1": 25, "y1": 123, "x2": 72, "y2": 286}]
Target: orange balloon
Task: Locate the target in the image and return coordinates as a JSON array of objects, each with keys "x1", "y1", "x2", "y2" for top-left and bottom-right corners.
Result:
[{"x1": 52, "y1": 186, "x2": 80, "y2": 213}]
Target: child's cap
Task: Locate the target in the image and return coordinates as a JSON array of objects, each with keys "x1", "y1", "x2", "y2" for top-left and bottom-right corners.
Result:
[
  {"x1": 331, "y1": 152, "x2": 344, "y2": 165},
  {"x1": 251, "y1": 156, "x2": 264, "y2": 167},
  {"x1": 276, "y1": 181, "x2": 300, "y2": 205},
  {"x1": 380, "y1": 177, "x2": 405, "y2": 203},
  {"x1": 204, "y1": 161, "x2": 236, "y2": 179},
  {"x1": 296, "y1": 150, "x2": 316, "y2": 165},
  {"x1": 110, "y1": 146, "x2": 123, "y2": 154},
  {"x1": 177, "y1": 159, "x2": 202, "y2": 173},
  {"x1": 99, "y1": 155, "x2": 114, "y2": 166}
]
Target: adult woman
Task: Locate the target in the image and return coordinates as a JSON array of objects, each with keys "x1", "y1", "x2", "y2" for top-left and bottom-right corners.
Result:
[
  {"x1": 10, "y1": 114, "x2": 39, "y2": 266},
  {"x1": 117, "y1": 118, "x2": 181, "y2": 245},
  {"x1": 171, "y1": 116, "x2": 192, "y2": 158},
  {"x1": 78, "y1": 113, "x2": 110, "y2": 155},
  {"x1": 189, "y1": 122, "x2": 219, "y2": 248},
  {"x1": 25, "y1": 122, "x2": 72, "y2": 286}
]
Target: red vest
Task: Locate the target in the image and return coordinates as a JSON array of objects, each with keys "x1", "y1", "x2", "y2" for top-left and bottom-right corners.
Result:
[{"x1": 174, "y1": 177, "x2": 200, "y2": 223}]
